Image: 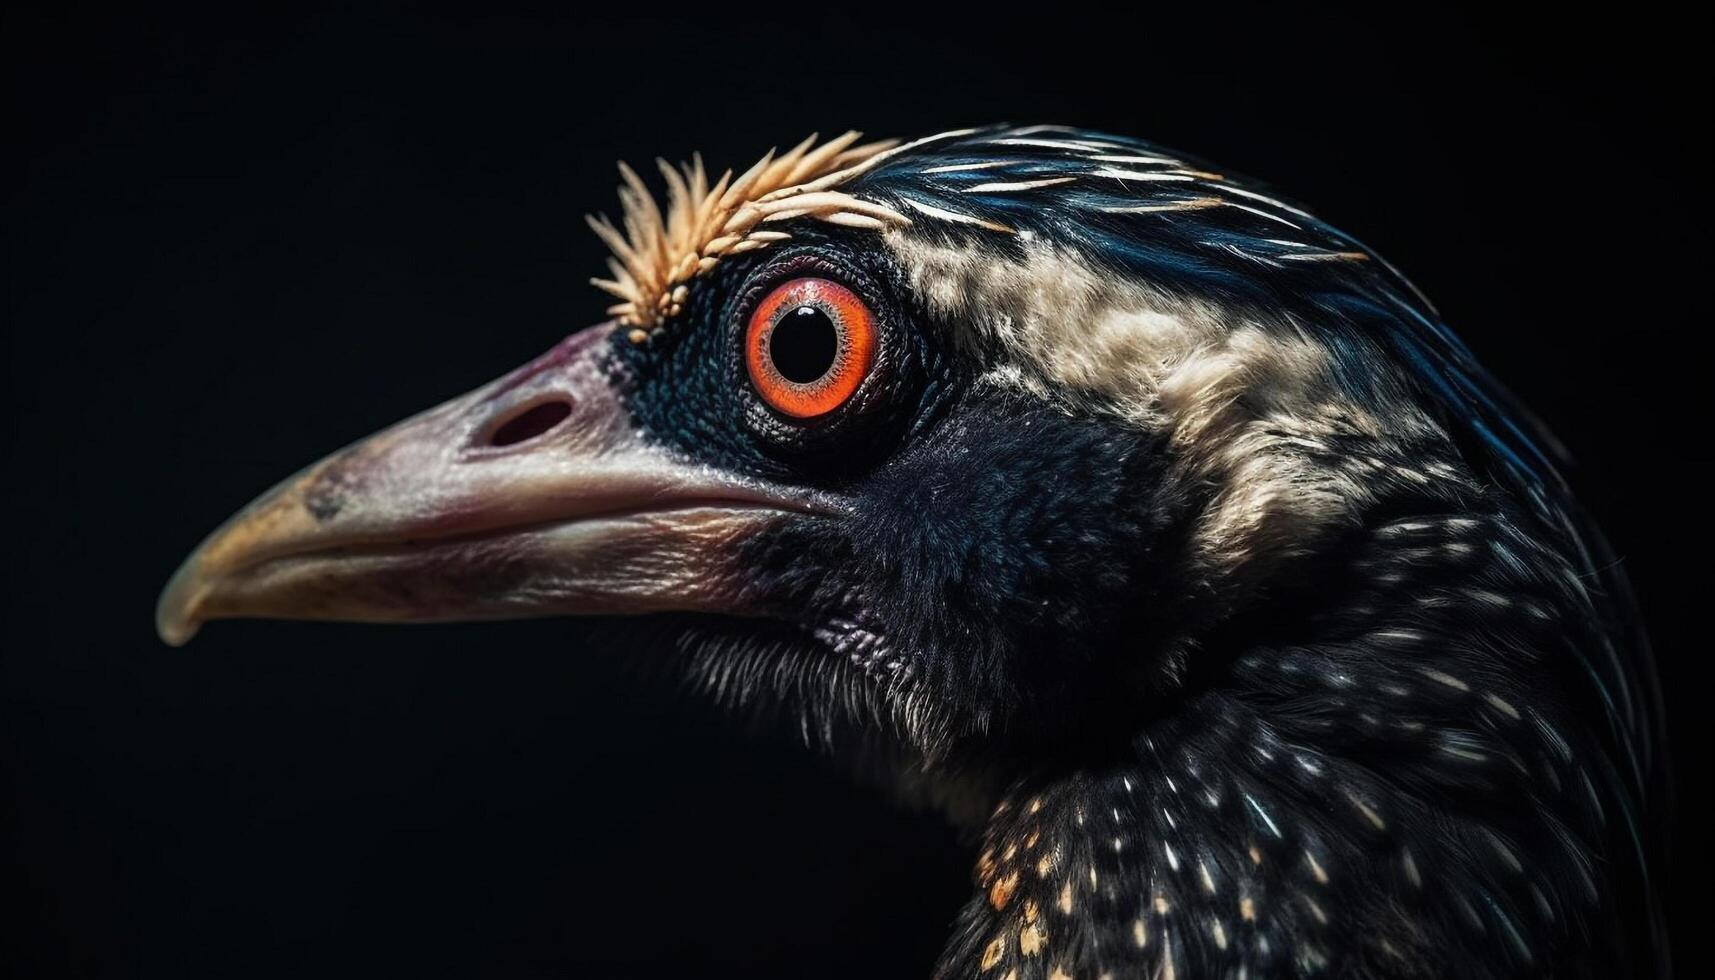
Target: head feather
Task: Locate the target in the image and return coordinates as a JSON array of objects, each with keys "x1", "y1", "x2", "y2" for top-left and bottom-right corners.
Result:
[{"x1": 587, "y1": 131, "x2": 908, "y2": 335}]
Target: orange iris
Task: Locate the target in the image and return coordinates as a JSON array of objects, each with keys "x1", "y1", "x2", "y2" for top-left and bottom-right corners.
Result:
[{"x1": 744, "y1": 277, "x2": 877, "y2": 419}]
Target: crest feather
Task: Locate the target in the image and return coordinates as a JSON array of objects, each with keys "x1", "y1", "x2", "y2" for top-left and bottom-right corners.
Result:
[{"x1": 587, "y1": 132, "x2": 907, "y2": 331}]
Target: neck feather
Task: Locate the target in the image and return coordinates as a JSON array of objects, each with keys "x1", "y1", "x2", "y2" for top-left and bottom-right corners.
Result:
[{"x1": 934, "y1": 500, "x2": 1640, "y2": 979}]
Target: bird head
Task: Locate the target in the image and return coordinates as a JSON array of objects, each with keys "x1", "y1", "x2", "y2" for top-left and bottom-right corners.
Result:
[{"x1": 157, "y1": 127, "x2": 1664, "y2": 977}]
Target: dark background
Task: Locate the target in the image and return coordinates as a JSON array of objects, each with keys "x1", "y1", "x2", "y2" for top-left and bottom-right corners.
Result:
[{"x1": 4, "y1": 4, "x2": 1709, "y2": 977}]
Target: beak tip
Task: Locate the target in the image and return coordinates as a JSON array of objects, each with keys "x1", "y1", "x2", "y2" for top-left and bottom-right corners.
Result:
[
  {"x1": 156, "y1": 558, "x2": 206, "y2": 647},
  {"x1": 157, "y1": 615, "x2": 200, "y2": 648}
]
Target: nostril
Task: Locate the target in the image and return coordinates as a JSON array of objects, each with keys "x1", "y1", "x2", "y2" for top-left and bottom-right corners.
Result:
[{"x1": 487, "y1": 399, "x2": 573, "y2": 447}]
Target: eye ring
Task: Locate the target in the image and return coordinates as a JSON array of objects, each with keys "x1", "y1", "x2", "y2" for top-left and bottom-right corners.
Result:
[{"x1": 745, "y1": 277, "x2": 877, "y2": 419}]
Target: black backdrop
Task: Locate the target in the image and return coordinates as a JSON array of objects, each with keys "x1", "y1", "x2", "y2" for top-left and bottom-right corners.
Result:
[{"x1": 4, "y1": 5, "x2": 1709, "y2": 977}]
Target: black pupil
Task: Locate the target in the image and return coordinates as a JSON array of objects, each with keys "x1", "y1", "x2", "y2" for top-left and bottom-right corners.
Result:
[{"x1": 769, "y1": 305, "x2": 839, "y2": 383}]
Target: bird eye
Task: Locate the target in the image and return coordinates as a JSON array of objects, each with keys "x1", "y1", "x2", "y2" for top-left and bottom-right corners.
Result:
[{"x1": 745, "y1": 277, "x2": 877, "y2": 419}]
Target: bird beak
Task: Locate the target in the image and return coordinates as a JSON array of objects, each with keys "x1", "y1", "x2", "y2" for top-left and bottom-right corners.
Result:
[{"x1": 157, "y1": 323, "x2": 820, "y2": 646}]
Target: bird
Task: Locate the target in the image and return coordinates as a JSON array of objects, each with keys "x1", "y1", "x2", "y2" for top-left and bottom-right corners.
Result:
[{"x1": 157, "y1": 125, "x2": 1669, "y2": 978}]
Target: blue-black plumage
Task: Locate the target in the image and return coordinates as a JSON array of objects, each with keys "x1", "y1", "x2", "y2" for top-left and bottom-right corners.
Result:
[{"x1": 158, "y1": 125, "x2": 1667, "y2": 978}]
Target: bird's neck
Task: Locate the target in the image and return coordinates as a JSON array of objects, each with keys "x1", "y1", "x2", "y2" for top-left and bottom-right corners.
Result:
[{"x1": 934, "y1": 504, "x2": 1630, "y2": 978}]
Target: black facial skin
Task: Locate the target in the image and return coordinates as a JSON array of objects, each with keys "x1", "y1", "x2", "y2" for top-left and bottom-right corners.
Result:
[{"x1": 616, "y1": 236, "x2": 932, "y2": 475}]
